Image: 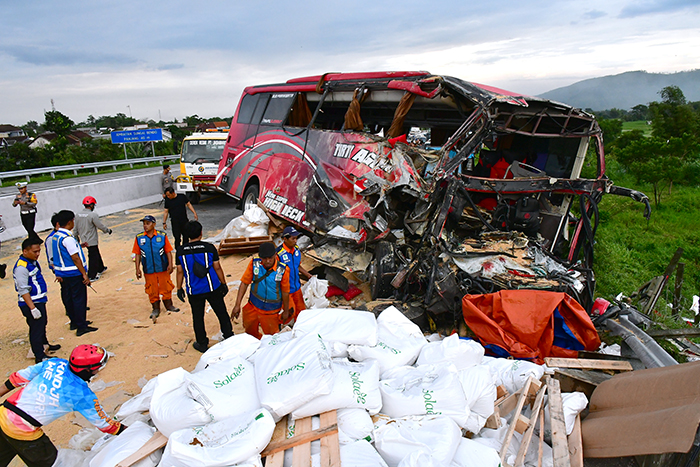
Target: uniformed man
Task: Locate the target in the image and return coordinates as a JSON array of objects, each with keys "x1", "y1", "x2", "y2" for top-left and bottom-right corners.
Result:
[
  {"x1": 74, "y1": 196, "x2": 112, "y2": 282},
  {"x1": 277, "y1": 226, "x2": 312, "y2": 324},
  {"x1": 11, "y1": 182, "x2": 38, "y2": 239},
  {"x1": 133, "y1": 215, "x2": 179, "y2": 321},
  {"x1": 161, "y1": 164, "x2": 174, "y2": 197},
  {"x1": 13, "y1": 236, "x2": 60, "y2": 363},
  {"x1": 175, "y1": 221, "x2": 232, "y2": 352},
  {"x1": 0, "y1": 345, "x2": 127, "y2": 467},
  {"x1": 231, "y1": 242, "x2": 291, "y2": 339}
]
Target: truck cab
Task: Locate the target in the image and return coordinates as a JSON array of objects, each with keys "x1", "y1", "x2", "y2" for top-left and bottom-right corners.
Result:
[{"x1": 175, "y1": 130, "x2": 228, "y2": 203}]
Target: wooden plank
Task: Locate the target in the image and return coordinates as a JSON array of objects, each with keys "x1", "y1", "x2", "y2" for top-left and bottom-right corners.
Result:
[
  {"x1": 672, "y1": 262, "x2": 684, "y2": 316},
  {"x1": 537, "y1": 407, "x2": 544, "y2": 467},
  {"x1": 257, "y1": 199, "x2": 283, "y2": 227},
  {"x1": 264, "y1": 416, "x2": 289, "y2": 467},
  {"x1": 497, "y1": 385, "x2": 508, "y2": 399},
  {"x1": 261, "y1": 421, "x2": 339, "y2": 458},
  {"x1": 484, "y1": 408, "x2": 502, "y2": 429},
  {"x1": 319, "y1": 411, "x2": 340, "y2": 467},
  {"x1": 568, "y1": 413, "x2": 583, "y2": 467},
  {"x1": 292, "y1": 416, "x2": 312, "y2": 467},
  {"x1": 500, "y1": 377, "x2": 533, "y2": 465},
  {"x1": 545, "y1": 357, "x2": 633, "y2": 371},
  {"x1": 514, "y1": 414, "x2": 530, "y2": 435},
  {"x1": 497, "y1": 391, "x2": 520, "y2": 417},
  {"x1": 545, "y1": 376, "x2": 571, "y2": 467},
  {"x1": 514, "y1": 386, "x2": 547, "y2": 467},
  {"x1": 115, "y1": 431, "x2": 168, "y2": 467}
]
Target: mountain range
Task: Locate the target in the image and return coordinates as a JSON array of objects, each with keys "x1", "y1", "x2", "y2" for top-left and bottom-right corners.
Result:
[{"x1": 538, "y1": 70, "x2": 700, "y2": 111}]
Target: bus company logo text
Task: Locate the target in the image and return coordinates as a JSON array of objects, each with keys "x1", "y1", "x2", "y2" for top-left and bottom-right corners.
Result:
[{"x1": 263, "y1": 192, "x2": 304, "y2": 223}]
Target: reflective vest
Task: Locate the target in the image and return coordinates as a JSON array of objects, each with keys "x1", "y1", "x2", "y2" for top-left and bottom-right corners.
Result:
[
  {"x1": 277, "y1": 244, "x2": 302, "y2": 293},
  {"x1": 250, "y1": 258, "x2": 288, "y2": 311},
  {"x1": 135, "y1": 231, "x2": 169, "y2": 274},
  {"x1": 179, "y1": 244, "x2": 221, "y2": 295},
  {"x1": 45, "y1": 230, "x2": 57, "y2": 272},
  {"x1": 13, "y1": 255, "x2": 48, "y2": 306},
  {"x1": 52, "y1": 229, "x2": 86, "y2": 278}
]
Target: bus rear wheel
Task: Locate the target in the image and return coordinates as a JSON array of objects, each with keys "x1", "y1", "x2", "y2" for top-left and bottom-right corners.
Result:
[{"x1": 241, "y1": 184, "x2": 259, "y2": 211}]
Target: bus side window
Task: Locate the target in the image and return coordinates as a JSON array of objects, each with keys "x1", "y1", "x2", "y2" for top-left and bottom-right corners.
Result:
[{"x1": 261, "y1": 93, "x2": 296, "y2": 126}]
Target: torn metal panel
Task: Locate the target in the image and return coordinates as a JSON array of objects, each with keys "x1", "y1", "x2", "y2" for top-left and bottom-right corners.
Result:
[{"x1": 304, "y1": 244, "x2": 372, "y2": 273}]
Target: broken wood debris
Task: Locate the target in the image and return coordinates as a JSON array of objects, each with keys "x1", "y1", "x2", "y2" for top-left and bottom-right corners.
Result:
[
  {"x1": 262, "y1": 410, "x2": 340, "y2": 466},
  {"x1": 544, "y1": 357, "x2": 633, "y2": 372}
]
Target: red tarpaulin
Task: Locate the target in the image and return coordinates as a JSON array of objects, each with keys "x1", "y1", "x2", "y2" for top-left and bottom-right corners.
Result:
[{"x1": 462, "y1": 290, "x2": 600, "y2": 363}]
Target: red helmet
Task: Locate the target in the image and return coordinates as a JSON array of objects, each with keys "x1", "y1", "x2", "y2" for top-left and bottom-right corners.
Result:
[
  {"x1": 82, "y1": 196, "x2": 97, "y2": 205},
  {"x1": 69, "y1": 345, "x2": 108, "y2": 373}
]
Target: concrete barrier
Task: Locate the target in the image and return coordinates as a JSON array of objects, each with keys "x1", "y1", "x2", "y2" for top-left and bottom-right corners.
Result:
[{"x1": 1, "y1": 171, "x2": 165, "y2": 242}]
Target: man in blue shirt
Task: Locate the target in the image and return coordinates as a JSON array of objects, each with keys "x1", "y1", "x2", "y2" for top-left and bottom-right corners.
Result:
[
  {"x1": 51, "y1": 210, "x2": 97, "y2": 336},
  {"x1": 13, "y1": 237, "x2": 60, "y2": 363},
  {"x1": 277, "y1": 226, "x2": 312, "y2": 324},
  {"x1": 175, "y1": 221, "x2": 232, "y2": 352}
]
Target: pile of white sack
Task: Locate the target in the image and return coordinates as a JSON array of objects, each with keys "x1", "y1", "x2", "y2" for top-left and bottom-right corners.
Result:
[
  {"x1": 55, "y1": 306, "x2": 589, "y2": 467},
  {"x1": 205, "y1": 205, "x2": 269, "y2": 243}
]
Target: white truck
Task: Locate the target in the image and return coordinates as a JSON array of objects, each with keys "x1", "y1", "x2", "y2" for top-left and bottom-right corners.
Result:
[{"x1": 175, "y1": 130, "x2": 227, "y2": 203}]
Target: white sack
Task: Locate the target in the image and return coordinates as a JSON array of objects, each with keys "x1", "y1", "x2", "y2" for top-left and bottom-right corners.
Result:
[
  {"x1": 373, "y1": 415, "x2": 462, "y2": 467},
  {"x1": 293, "y1": 308, "x2": 378, "y2": 346},
  {"x1": 54, "y1": 449, "x2": 95, "y2": 467},
  {"x1": 116, "y1": 377, "x2": 157, "y2": 420},
  {"x1": 186, "y1": 357, "x2": 261, "y2": 421},
  {"x1": 348, "y1": 306, "x2": 427, "y2": 376},
  {"x1": 292, "y1": 359, "x2": 381, "y2": 419},
  {"x1": 259, "y1": 331, "x2": 294, "y2": 348},
  {"x1": 159, "y1": 408, "x2": 275, "y2": 467},
  {"x1": 205, "y1": 206, "x2": 269, "y2": 243},
  {"x1": 340, "y1": 440, "x2": 389, "y2": 467},
  {"x1": 450, "y1": 437, "x2": 501, "y2": 467},
  {"x1": 472, "y1": 417, "x2": 521, "y2": 466},
  {"x1": 254, "y1": 332, "x2": 333, "y2": 420},
  {"x1": 193, "y1": 333, "x2": 260, "y2": 372},
  {"x1": 544, "y1": 391, "x2": 588, "y2": 436},
  {"x1": 337, "y1": 408, "x2": 373, "y2": 444},
  {"x1": 379, "y1": 364, "x2": 470, "y2": 428},
  {"x1": 457, "y1": 365, "x2": 497, "y2": 434},
  {"x1": 90, "y1": 421, "x2": 161, "y2": 467},
  {"x1": 149, "y1": 368, "x2": 211, "y2": 437},
  {"x1": 301, "y1": 276, "x2": 330, "y2": 309},
  {"x1": 328, "y1": 341, "x2": 349, "y2": 358},
  {"x1": 416, "y1": 334, "x2": 484, "y2": 370},
  {"x1": 398, "y1": 450, "x2": 443, "y2": 467},
  {"x1": 482, "y1": 356, "x2": 545, "y2": 394}
]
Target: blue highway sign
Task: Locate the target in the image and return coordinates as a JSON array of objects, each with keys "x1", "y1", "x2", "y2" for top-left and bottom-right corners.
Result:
[{"x1": 111, "y1": 129, "x2": 163, "y2": 144}]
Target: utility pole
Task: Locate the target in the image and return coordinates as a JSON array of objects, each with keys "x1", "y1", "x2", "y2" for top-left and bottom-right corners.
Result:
[{"x1": 127, "y1": 105, "x2": 132, "y2": 118}]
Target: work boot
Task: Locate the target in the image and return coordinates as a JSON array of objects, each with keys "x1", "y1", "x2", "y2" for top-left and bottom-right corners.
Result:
[
  {"x1": 150, "y1": 301, "x2": 161, "y2": 323},
  {"x1": 163, "y1": 299, "x2": 180, "y2": 312}
]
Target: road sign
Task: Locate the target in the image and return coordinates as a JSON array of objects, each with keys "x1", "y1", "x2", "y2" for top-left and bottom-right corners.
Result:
[{"x1": 111, "y1": 129, "x2": 163, "y2": 144}]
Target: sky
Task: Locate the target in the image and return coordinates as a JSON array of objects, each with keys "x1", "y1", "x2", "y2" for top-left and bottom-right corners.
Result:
[{"x1": 1, "y1": 0, "x2": 699, "y2": 126}]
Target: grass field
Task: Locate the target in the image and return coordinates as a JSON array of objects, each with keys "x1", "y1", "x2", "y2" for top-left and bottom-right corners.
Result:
[{"x1": 622, "y1": 120, "x2": 653, "y2": 136}]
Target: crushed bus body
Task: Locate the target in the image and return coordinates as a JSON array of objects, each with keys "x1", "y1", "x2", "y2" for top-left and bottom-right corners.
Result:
[{"x1": 215, "y1": 71, "x2": 650, "y2": 328}]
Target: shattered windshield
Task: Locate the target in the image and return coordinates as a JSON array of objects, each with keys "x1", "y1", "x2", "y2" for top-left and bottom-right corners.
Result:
[{"x1": 182, "y1": 139, "x2": 226, "y2": 163}]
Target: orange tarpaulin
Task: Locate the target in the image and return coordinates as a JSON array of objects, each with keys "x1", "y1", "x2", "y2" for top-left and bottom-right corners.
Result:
[{"x1": 462, "y1": 290, "x2": 600, "y2": 363}]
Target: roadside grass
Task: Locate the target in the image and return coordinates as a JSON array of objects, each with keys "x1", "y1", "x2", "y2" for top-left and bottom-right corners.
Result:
[
  {"x1": 1, "y1": 161, "x2": 161, "y2": 187},
  {"x1": 622, "y1": 120, "x2": 653, "y2": 136}
]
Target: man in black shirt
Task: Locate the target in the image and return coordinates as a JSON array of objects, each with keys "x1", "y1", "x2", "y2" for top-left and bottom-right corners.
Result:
[{"x1": 163, "y1": 187, "x2": 198, "y2": 250}]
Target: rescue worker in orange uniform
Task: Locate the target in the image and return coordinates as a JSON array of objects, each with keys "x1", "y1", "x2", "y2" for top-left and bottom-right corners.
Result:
[
  {"x1": 276, "y1": 226, "x2": 312, "y2": 324},
  {"x1": 132, "y1": 215, "x2": 180, "y2": 321},
  {"x1": 231, "y1": 242, "x2": 291, "y2": 339}
]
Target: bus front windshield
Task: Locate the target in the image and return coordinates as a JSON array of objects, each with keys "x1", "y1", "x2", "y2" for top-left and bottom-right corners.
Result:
[{"x1": 182, "y1": 139, "x2": 226, "y2": 163}]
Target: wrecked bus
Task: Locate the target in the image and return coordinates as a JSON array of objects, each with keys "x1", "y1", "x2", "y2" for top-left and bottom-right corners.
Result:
[{"x1": 215, "y1": 71, "x2": 649, "y2": 327}]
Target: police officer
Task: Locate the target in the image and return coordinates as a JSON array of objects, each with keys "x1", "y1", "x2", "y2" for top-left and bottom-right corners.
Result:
[
  {"x1": 0, "y1": 345, "x2": 127, "y2": 467},
  {"x1": 161, "y1": 164, "x2": 174, "y2": 197},
  {"x1": 13, "y1": 236, "x2": 60, "y2": 363},
  {"x1": 175, "y1": 221, "x2": 232, "y2": 352},
  {"x1": 277, "y1": 226, "x2": 312, "y2": 324},
  {"x1": 133, "y1": 215, "x2": 179, "y2": 321},
  {"x1": 51, "y1": 210, "x2": 96, "y2": 336},
  {"x1": 11, "y1": 182, "x2": 38, "y2": 239},
  {"x1": 231, "y1": 242, "x2": 291, "y2": 339}
]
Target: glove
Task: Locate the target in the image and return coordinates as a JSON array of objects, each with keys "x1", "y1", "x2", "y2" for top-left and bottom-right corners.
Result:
[
  {"x1": 176, "y1": 288, "x2": 186, "y2": 302},
  {"x1": 220, "y1": 283, "x2": 229, "y2": 297},
  {"x1": 108, "y1": 229, "x2": 113, "y2": 235},
  {"x1": 30, "y1": 308, "x2": 41, "y2": 320}
]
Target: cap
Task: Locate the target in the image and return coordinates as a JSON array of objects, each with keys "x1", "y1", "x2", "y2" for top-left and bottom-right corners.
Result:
[
  {"x1": 282, "y1": 226, "x2": 300, "y2": 237},
  {"x1": 16, "y1": 182, "x2": 27, "y2": 188},
  {"x1": 140, "y1": 215, "x2": 157, "y2": 223},
  {"x1": 259, "y1": 242, "x2": 276, "y2": 258}
]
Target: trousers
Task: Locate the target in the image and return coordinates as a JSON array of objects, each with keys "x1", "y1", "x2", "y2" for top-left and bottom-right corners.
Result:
[
  {"x1": 19, "y1": 302, "x2": 48, "y2": 363},
  {"x1": 188, "y1": 288, "x2": 233, "y2": 346},
  {"x1": 0, "y1": 427, "x2": 57, "y2": 467},
  {"x1": 242, "y1": 302, "x2": 280, "y2": 339},
  {"x1": 144, "y1": 271, "x2": 174, "y2": 303},
  {"x1": 86, "y1": 245, "x2": 105, "y2": 280},
  {"x1": 61, "y1": 275, "x2": 88, "y2": 330}
]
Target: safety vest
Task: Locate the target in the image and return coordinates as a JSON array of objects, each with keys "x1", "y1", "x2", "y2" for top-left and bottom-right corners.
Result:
[
  {"x1": 179, "y1": 242, "x2": 221, "y2": 295},
  {"x1": 13, "y1": 255, "x2": 48, "y2": 306},
  {"x1": 277, "y1": 244, "x2": 302, "y2": 293},
  {"x1": 52, "y1": 229, "x2": 87, "y2": 278},
  {"x1": 135, "y1": 231, "x2": 169, "y2": 274},
  {"x1": 45, "y1": 230, "x2": 56, "y2": 272},
  {"x1": 250, "y1": 258, "x2": 288, "y2": 311}
]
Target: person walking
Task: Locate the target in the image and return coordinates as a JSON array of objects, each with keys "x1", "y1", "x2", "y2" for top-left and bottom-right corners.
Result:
[
  {"x1": 231, "y1": 242, "x2": 291, "y2": 339},
  {"x1": 0, "y1": 214, "x2": 7, "y2": 279},
  {"x1": 51, "y1": 210, "x2": 97, "y2": 336},
  {"x1": 161, "y1": 164, "x2": 174, "y2": 197},
  {"x1": 133, "y1": 215, "x2": 179, "y2": 322},
  {"x1": 277, "y1": 226, "x2": 312, "y2": 324},
  {"x1": 74, "y1": 196, "x2": 112, "y2": 282},
  {"x1": 11, "y1": 182, "x2": 38, "y2": 239},
  {"x1": 0, "y1": 345, "x2": 127, "y2": 467},
  {"x1": 13, "y1": 236, "x2": 61, "y2": 363},
  {"x1": 175, "y1": 221, "x2": 232, "y2": 352},
  {"x1": 163, "y1": 187, "x2": 198, "y2": 250}
]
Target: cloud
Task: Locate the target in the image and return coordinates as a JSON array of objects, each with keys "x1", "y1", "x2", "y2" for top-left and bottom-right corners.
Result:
[
  {"x1": 619, "y1": 0, "x2": 699, "y2": 18},
  {"x1": 156, "y1": 64, "x2": 185, "y2": 71},
  {"x1": 584, "y1": 10, "x2": 608, "y2": 19},
  {"x1": 0, "y1": 45, "x2": 136, "y2": 67}
]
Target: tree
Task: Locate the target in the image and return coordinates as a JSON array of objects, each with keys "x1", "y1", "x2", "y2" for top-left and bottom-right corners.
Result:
[
  {"x1": 629, "y1": 104, "x2": 649, "y2": 122},
  {"x1": 21, "y1": 121, "x2": 41, "y2": 137},
  {"x1": 43, "y1": 110, "x2": 74, "y2": 137},
  {"x1": 649, "y1": 86, "x2": 699, "y2": 141},
  {"x1": 598, "y1": 119, "x2": 622, "y2": 150}
]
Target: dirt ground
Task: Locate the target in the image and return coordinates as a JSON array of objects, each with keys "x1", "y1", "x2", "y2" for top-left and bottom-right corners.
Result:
[{"x1": 0, "y1": 205, "x2": 281, "y2": 456}]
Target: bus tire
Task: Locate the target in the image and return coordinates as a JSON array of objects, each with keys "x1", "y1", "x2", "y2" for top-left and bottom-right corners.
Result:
[{"x1": 241, "y1": 184, "x2": 259, "y2": 210}]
